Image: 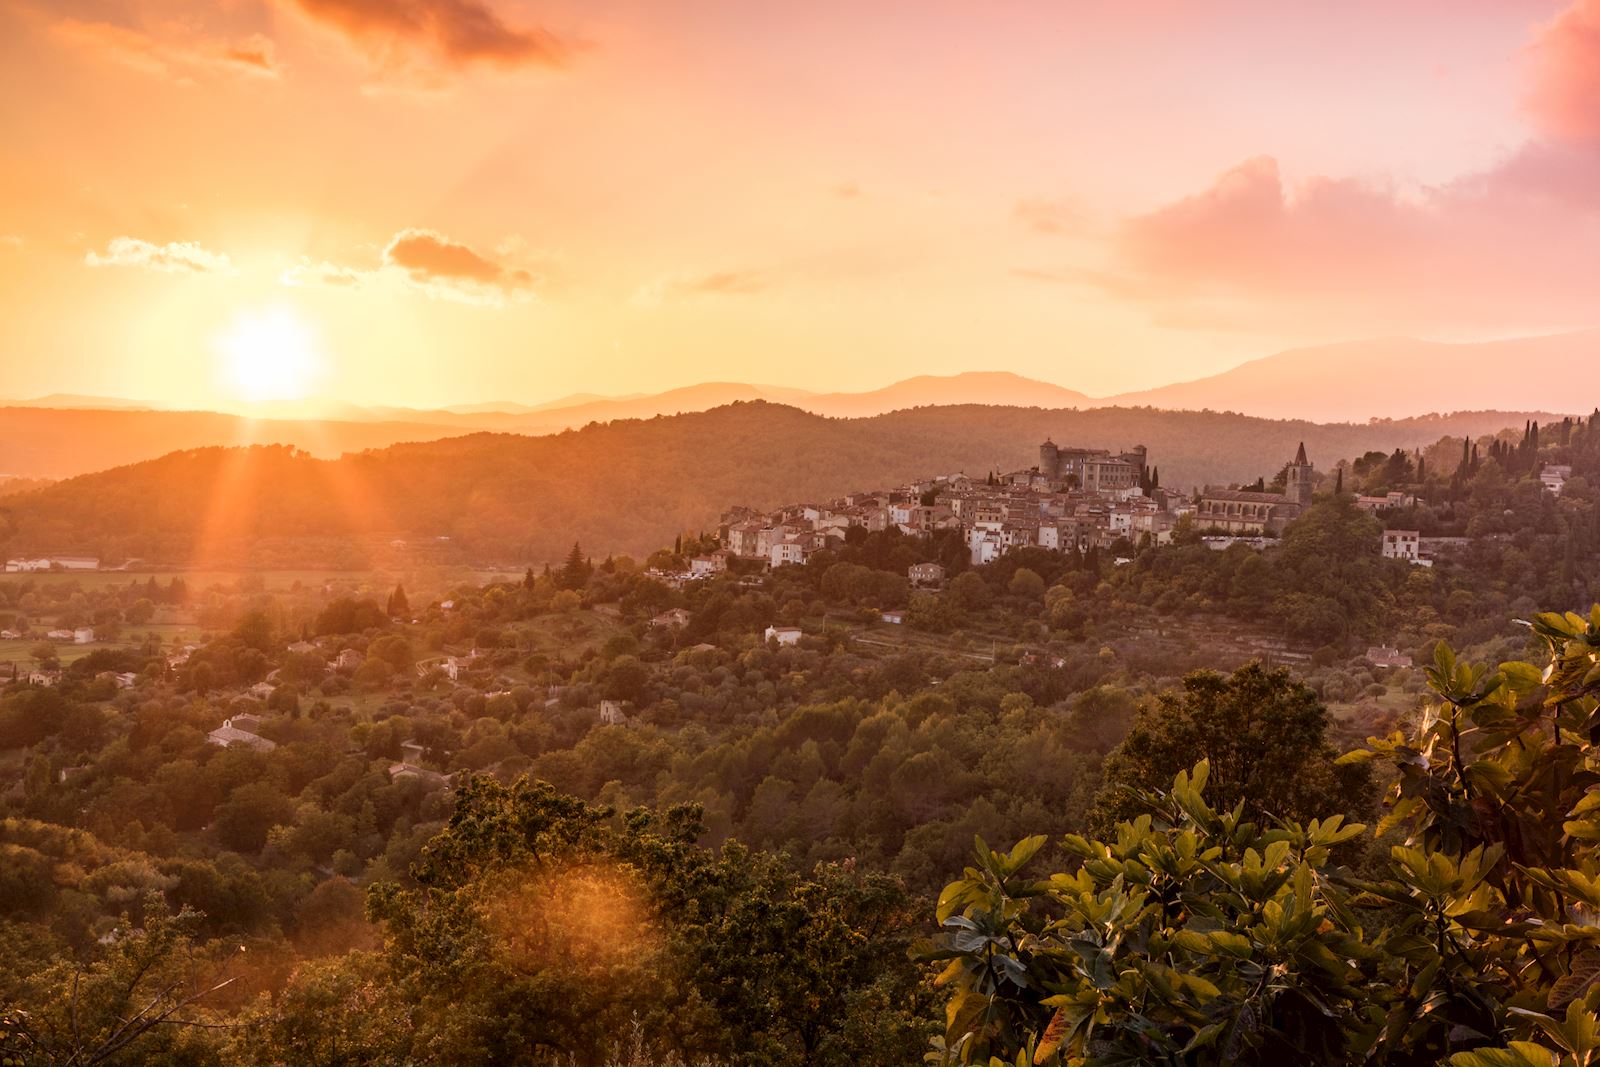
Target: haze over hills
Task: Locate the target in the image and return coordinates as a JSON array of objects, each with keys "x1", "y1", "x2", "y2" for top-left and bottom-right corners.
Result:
[
  {"x1": 2, "y1": 329, "x2": 1595, "y2": 481},
  {"x1": 1109, "y1": 330, "x2": 1600, "y2": 421},
  {"x1": 340, "y1": 328, "x2": 1598, "y2": 428},
  {"x1": 0, "y1": 400, "x2": 1563, "y2": 568},
  {"x1": 0, "y1": 407, "x2": 462, "y2": 480},
  {"x1": 800, "y1": 372, "x2": 1092, "y2": 418}
]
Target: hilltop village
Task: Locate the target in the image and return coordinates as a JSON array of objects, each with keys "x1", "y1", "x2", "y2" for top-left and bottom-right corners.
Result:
[{"x1": 715, "y1": 438, "x2": 1318, "y2": 571}]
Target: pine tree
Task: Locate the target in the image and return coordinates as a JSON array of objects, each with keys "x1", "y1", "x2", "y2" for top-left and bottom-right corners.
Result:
[
  {"x1": 1335, "y1": 467, "x2": 1343, "y2": 495},
  {"x1": 560, "y1": 542, "x2": 589, "y2": 590},
  {"x1": 386, "y1": 584, "x2": 409, "y2": 617}
]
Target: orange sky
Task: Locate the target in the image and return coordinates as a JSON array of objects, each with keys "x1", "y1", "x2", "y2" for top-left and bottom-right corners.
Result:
[{"x1": 0, "y1": 0, "x2": 1597, "y2": 412}]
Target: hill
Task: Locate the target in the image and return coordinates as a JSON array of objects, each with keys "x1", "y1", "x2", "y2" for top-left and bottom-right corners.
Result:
[
  {"x1": 0, "y1": 407, "x2": 464, "y2": 480},
  {"x1": 1108, "y1": 329, "x2": 1600, "y2": 420},
  {"x1": 0, "y1": 402, "x2": 1564, "y2": 568},
  {"x1": 800, "y1": 371, "x2": 1091, "y2": 417}
]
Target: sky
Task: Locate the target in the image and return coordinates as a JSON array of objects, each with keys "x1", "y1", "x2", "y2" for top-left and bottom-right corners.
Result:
[{"x1": 0, "y1": 0, "x2": 1597, "y2": 413}]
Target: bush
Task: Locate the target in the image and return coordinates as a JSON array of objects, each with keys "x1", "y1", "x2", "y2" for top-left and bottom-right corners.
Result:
[{"x1": 926, "y1": 604, "x2": 1600, "y2": 1066}]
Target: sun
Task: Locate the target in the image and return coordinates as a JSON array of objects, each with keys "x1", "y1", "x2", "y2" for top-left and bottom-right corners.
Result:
[{"x1": 216, "y1": 306, "x2": 324, "y2": 404}]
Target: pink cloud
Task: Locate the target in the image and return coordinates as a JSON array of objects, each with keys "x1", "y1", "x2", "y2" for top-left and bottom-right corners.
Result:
[
  {"x1": 286, "y1": 0, "x2": 567, "y2": 71},
  {"x1": 1085, "y1": 150, "x2": 1600, "y2": 334},
  {"x1": 1525, "y1": 0, "x2": 1600, "y2": 144},
  {"x1": 1028, "y1": 0, "x2": 1600, "y2": 337}
]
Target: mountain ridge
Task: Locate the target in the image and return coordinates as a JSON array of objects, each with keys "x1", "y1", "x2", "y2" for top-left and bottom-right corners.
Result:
[{"x1": 0, "y1": 400, "x2": 1566, "y2": 567}]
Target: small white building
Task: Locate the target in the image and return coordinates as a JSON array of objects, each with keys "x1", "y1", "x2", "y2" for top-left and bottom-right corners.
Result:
[
  {"x1": 206, "y1": 717, "x2": 276, "y2": 752},
  {"x1": 598, "y1": 699, "x2": 629, "y2": 725},
  {"x1": 1542, "y1": 464, "x2": 1573, "y2": 495},
  {"x1": 651, "y1": 608, "x2": 692, "y2": 629},
  {"x1": 764, "y1": 625, "x2": 803, "y2": 647},
  {"x1": 1366, "y1": 646, "x2": 1414, "y2": 669},
  {"x1": 1382, "y1": 529, "x2": 1422, "y2": 563},
  {"x1": 73, "y1": 628, "x2": 95, "y2": 645},
  {"x1": 908, "y1": 562, "x2": 945, "y2": 587},
  {"x1": 769, "y1": 541, "x2": 805, "y2": 568},
  {"x1": 689, "y1": 553, "x2": 729, "y2": 577}
]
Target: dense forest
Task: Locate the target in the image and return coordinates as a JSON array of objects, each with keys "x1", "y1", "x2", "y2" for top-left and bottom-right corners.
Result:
[
  {"x1": 0, "y1": 401, "x2": 1577, "y2": 565},
  {"x1": 1, "y1": 414, "x2": 1598, "y2": 1064}
]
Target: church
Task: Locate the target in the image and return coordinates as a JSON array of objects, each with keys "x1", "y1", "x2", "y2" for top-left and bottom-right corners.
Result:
[{"x1": 1194, "y1": 443, "x2": 1314, "y2": 535}]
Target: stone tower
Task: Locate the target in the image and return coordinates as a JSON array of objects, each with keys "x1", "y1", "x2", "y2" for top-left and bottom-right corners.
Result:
[
  {"x1": 1286, "y1": 442, "x2": 1313, "y2": 505},
  {"x1": 1039, "y1": 438, "x2": 1059, "y2": 479}
]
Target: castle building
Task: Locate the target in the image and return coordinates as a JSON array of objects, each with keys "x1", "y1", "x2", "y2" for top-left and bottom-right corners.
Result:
[
  {"x1": 1037, "y1": 440, "x2": 1148, "y2": 492},
  {"x1": 1194, "y1": 443, "x2": 1314, "y2": 535}
]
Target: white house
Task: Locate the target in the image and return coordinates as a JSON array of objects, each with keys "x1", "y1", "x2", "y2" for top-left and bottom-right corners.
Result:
[
  {"x1": 769, "y1": 541, "x2": 806, "y2": 568},
  {"x1": 908, "y1": 562, "x2": 945, "y2": 586},
  {"x1": 764, "y1": 625, "x2": 803, "y2": 646},
  {"x1": 1366, "y1": 646, "x2": 1414, "y2": 669},
  {"x1": 1381, "y1": 529, "x2": 1422, "y2": 563},
  {"x1": 73, "y1": 627, "x2": 95, "y2": 645},
  {"x1": 689, "y1": 552, "x2": 729, "y2": 577},
  {"x1": 598, "y1": 699, "x2": 629, "y2": 725},
  {"x1": 1542, "y1": 464, "x2": 1573, "y2": 495}
]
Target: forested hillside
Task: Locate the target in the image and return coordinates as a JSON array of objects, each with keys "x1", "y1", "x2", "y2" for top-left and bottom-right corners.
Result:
[{"x1": 0, "y1": 402, "x2": 1569, "y2": 566}]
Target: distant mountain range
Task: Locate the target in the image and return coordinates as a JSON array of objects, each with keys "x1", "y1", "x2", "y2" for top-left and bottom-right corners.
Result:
[
  {"x1": 0, "y1": 401, "x2": 1565, "y2": 567},
  {"x1": 1110, "y1": 330, "x2": 1600, "y2": 420},
  {"x1": 1, "y1": 329, "x2": 1595, "y2": 480}
]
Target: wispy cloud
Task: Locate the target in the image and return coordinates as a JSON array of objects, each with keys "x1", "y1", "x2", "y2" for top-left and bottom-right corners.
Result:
[
  {"x1": 284, "y1": 0, "x2": 569, "y2": 73},
  {"x1": 281, "y1": 258, "x2": 367, "y2": 288},
  {"x1": 85, "y1": 237, "x2": 235, "y2": 275},
  {"x1": 53, "y1": 18, "x2": 281, "y2": 84},
  {"x1": 1014, "y1": 197, "x2": 1086, "y2": 236},
  {"x1": 631, "y1": 269, "x2": 766, "y2": 309}
]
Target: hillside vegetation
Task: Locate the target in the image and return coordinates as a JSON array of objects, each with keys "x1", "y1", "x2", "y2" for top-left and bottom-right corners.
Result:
[{"x1": 0, "y1": 402, "x2": 1574, "y2": 566}]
